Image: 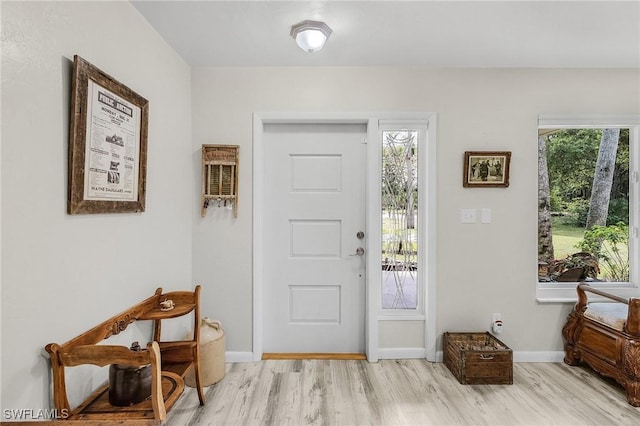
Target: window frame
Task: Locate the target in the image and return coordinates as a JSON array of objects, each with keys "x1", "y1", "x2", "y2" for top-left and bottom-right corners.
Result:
[
  {"x1": 536, "y1": 115, "x2": 640, "y2": 302},
  {"x1": 377, "y1": 122, "x2": 429, "y2": 318}
]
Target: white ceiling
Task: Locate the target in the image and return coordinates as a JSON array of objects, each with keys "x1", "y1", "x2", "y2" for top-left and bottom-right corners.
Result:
[{"x1": 131, "y1": 1, "x2": 640, "y2": 67}]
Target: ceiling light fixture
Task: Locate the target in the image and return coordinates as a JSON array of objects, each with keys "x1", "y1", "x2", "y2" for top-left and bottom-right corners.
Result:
[{"x1": 290, "y1": 20, "x2": 332, "y2": 53}]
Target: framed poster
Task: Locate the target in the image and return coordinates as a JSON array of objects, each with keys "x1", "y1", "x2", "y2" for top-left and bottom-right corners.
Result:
[
  {"x1": 463, "y1": 151, "x2": 511, "y2": 188},
  {"x1": 68, "y1": 55, "x2": 148, "y2": 214}
]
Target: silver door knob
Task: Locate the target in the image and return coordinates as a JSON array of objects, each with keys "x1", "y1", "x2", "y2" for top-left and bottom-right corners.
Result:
[{"x1": 350, "y1": 247, "x2": 365, "y2": 256}]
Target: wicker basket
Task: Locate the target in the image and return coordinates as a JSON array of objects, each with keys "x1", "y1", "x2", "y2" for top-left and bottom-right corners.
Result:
[{"x1": 443, "y1": 332, "x2": 513, "y2": 385}]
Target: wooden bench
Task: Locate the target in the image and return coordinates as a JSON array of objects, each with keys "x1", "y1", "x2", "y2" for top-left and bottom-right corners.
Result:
[
  {"x1": 562, "y1": 283, "x2": 640, "y2": 406},
  {"x1": 45, "y1": 286, "x2": 205, "y2": 423}
]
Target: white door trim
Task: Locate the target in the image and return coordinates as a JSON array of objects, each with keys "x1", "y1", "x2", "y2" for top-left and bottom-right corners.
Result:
[{"x1": 253, "y1": 112, "x2": 437, "y2": 362}]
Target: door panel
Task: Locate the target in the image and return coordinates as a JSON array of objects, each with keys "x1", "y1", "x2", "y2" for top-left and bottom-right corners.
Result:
[
  {"x1": 289, "y1": 285, "x2": 340, "y2": 323},
  {"x1": 263, "y1": 123, "x2": 366, "y2": 353},
  {"x1": 290, "y1": 155, "x2": 342, "y2": 191},
  {"x1": 290, "y1": 220, "x2": 342, "y2": 258}
]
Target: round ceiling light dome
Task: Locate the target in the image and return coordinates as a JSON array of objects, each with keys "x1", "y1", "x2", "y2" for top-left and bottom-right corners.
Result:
[{"x1": 290, "y1": 20, "x2": 332, "y2": 53}]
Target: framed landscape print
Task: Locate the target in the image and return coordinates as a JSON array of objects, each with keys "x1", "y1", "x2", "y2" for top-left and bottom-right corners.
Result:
[
  {"x1": 463, "y1": 151, "x2": 511, "y2": 188},
  {"x1": 68, "y1": 55, "x2": 149, "y2": 214}
]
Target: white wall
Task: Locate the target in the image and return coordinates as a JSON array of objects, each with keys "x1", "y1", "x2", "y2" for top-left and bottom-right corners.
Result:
[
  {"x1": 1, "y1": 1, "x2": 192, "y2": 413},
  {"x1": 2, "y1": 0, "x2": 640, "y2": 415},
  {"x1": 191, "y1": 67, "x2": 640, "y2": 355}
]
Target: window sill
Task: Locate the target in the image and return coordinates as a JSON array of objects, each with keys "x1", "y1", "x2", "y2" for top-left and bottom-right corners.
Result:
[
  {"x1": 378, "y1": 313, "x2": 426, "y2": 321},
  {"x1": 536, "y1": 281, "x2": 640, "y2": 303}
]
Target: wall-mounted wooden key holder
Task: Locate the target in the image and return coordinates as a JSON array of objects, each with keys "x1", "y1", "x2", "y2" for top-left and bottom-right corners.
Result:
[{"x1": 201, "y1": 145, "x2": 239, "y2": 217}]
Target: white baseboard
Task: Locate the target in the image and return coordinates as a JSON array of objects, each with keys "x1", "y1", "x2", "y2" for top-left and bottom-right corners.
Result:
[
  {"x1": 225, "y1": 350, "x2": 565, "y2": 363},
  {"x1": 227, "y1": 349, "x2": 428, "y2": 362},
  {"x1": 378, "y1": 347, "x2": 426, "y2": 359},
  {"x1": 225, "y1": 351, "x2": 254, "y2": 363},
  {"x1": 513, "y1": 351, "x2": 565, "y2": 362},
  {"x1": 434, "y1": 350, "x2": 565, "y2": 363}
]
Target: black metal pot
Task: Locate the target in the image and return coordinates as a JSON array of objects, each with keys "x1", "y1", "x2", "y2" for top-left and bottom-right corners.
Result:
[
  {"x1": 108, "y1": 342, "x2": 152, "y2": 406},
  {"x1": 108, "y1": 363, "x2": 151, "y2": 406}
]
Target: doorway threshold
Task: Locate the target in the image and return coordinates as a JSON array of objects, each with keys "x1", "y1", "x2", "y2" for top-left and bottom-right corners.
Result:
[{"x1": 262, "y1": 353, "x2": 367, "y2": 360}]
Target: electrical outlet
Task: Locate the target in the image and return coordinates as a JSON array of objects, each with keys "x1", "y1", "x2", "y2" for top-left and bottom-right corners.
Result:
[{"x1": 491, "y1": 313, "x2": 503, "y2": 334}]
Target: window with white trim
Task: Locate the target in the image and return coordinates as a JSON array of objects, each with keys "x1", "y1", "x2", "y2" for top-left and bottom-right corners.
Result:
[
  {"x1": 379, "y1": 124, "x2": 428, "y2": 313},
  {"x1": 537, "y1": 116, "x2": 639, "y2": 301}
]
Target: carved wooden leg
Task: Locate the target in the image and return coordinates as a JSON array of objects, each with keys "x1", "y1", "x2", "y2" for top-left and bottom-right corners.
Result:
[
  {"x1": 563, "y1": 345, "x2": 580, "y2": 366},
  {"x1": 626, "y1": 379, "x2": 640, "y2": 407},
  {"x1": 562, "y1": 314, "x2": 580, "y2": 366},
  {"x1": 624, "y1": 340, "x2": 640, "y2": 406}
]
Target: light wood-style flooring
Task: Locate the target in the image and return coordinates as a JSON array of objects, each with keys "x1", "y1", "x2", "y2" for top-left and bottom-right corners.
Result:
[{"x1": 168, "y1": 360, "x2": 640, "y2": 425}]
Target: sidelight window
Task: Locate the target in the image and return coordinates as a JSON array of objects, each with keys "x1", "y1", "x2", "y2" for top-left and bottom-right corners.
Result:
[{"x1": 381, "y1": 129, "x2": 419, "y2": 310}]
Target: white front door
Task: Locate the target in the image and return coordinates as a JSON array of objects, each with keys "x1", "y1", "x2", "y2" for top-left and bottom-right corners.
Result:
[{"x1": 263, "y1": 123, "x2": 366, "y2": 353}]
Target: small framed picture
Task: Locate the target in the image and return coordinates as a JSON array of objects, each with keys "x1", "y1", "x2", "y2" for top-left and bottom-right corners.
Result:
[{"x1": 463, "y1": 151, "x2": 511, "y2": 188}]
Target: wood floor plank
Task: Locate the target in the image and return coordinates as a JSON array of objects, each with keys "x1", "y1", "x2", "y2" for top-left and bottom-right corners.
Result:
[
  {"x1": 166, "y1": 360, "x2": 640, "y2": 425},
  {"x1": 220, "y1": 361, "x2": 271, "y2": 426},
  {"x1": 299, "y1": 359, "x2": 328, "y2": 425},
  {"x1": 329, "y1": 360, "x2": 370, "y2": 425},
  {"x1": 242, "y1": 360, "x2": 283, "y2": 425}
]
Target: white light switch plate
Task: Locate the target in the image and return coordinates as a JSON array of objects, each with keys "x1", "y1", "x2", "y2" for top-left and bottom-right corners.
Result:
[{"x1": 461, "y1": 209, "x2": 476, "y2": 224}]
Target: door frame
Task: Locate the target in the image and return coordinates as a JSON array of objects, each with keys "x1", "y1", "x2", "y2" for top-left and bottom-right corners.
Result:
[{"x1": 253, "y1": 112, "x2": 437, "y2": 362}]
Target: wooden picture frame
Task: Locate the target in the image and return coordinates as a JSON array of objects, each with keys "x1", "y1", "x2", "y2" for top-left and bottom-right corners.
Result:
[
  {"x1": 68, "y1": 55, "x2": 149, "y2": 214},
  {"x1": 463, "y1": 151, "x2": 511, "y2": 188}
]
